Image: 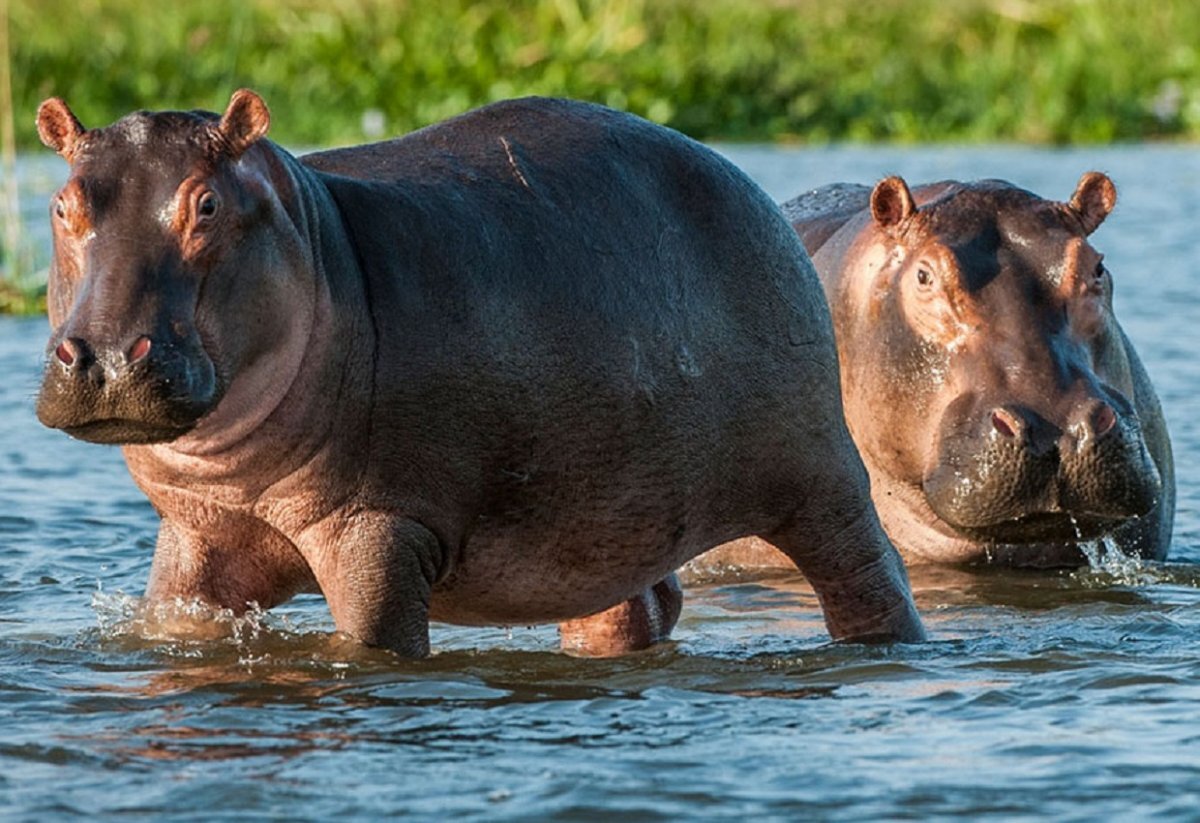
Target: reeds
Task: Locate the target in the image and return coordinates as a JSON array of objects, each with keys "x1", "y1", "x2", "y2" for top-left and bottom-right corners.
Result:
[
  {"x1": 0, "y1": 0, "x2": 42, "y2": 314},
  {"x1": 0, "y1": 0, "x2": 21, "y2": 275}
]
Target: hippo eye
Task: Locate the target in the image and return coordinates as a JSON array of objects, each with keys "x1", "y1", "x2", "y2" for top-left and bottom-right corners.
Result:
[
  {"x1": 195, "y1": 191, "x2": 220, "y2": 222},
  {"x1": 916, "y1": 267, "x2": 934, "y2": 288}
]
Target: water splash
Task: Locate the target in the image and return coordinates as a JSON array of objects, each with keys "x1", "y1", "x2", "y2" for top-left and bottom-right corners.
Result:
[
  {"x1": 1069, "y1": 515, "x2": 1157, "y2": 586},
  {"x1": 1075, "y1": 538, "x2": 1152, "y2": 583},
  {"x1": 92, "y1": 588, "x2": 273, "y2": 647}
]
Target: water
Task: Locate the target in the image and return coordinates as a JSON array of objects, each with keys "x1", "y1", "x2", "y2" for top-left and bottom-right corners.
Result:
[{"x1": 4, "y1": 145, "x2": 1200, "y2": 820}]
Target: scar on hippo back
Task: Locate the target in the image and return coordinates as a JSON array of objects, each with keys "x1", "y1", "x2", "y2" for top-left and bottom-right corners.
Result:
[{"x1": 36, "y1": 98, "x2": 86, "y2": 162}]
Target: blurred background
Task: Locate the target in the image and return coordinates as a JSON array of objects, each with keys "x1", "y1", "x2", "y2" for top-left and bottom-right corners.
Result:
[{"x1": 3, "y1": 0, "x2": 1200, "y2": 306}]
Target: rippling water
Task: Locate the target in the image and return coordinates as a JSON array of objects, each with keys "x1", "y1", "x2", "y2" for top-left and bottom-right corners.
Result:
[{"x1": 4, "y1": 145, "x2": 1200, "y2": 820}]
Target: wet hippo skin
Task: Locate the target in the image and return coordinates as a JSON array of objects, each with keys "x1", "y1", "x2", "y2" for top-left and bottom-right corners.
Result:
[
  {"x1": 699, "y1": 174, "x2": 1172, "y2": 572},
  {"x1": 34, "y1": 90, "x2": 924, "y2": 656}
]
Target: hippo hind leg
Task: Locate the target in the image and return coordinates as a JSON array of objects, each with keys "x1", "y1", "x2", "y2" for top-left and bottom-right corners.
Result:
[
  {"x1": 767, "y1": 505, "x2": 925, "y2": 643},
  {"x1": 558, "y1": 573, "x2": 683, "y2": 657}
]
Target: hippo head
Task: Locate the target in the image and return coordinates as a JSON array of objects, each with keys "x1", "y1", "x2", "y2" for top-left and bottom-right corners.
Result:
[
  {"x1": 840, "y1": 173, "x2": 1163, "y2": 563},
  {"x1": 35, "y1": 90, "x2": 315, "y2": 446}
]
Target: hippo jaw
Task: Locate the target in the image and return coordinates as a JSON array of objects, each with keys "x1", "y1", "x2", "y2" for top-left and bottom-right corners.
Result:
[
  {"x1": 950, "y1": 511, "x2": 1142, "y2": 545},
  {"x1": 59, "y1": 419, "x2": 199, "y2": 445},
  {"x1": 920, "y1": 395, "x2": 1162, "y2": 550},
  {"x1": 873, "y1": 473, "x2": 1157, "y2": 567},
  {"x1": 36, "y1": 333, "x2": 221, "y2": 445}
]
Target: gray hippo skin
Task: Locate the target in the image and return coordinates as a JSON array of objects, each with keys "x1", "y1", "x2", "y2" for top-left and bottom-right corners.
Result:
[
  {"x1": 34, "y1": 90, "x2": 924, "y2": 656},
  {"x1": 702, "y1": 175, "x2": 1172, "y2": 571}
]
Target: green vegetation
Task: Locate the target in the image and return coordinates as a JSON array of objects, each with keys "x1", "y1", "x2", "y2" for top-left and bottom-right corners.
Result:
[
  {"x1": 0, "y1": 277, "x2": 43, "y2": 314},
  {"x1": 12, "y1": 0, "x2": 1200, "y2": 147},
  {"x1": 4, "y1": 0, "x2": 1200, "y2": 310}
]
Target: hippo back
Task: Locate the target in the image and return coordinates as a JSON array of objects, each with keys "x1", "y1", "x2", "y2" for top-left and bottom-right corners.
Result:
[{"x1": 780, "y1": 182, "x2": 872, "y2": 254}]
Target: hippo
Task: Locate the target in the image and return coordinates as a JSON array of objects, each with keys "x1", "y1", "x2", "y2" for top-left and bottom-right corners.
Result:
[
  {"x1": 33, "y1": 90, "x2": 924, "y2": 656},
  {"x1": 700, "y1": 174, "x2": 1171, "y2": 571}
]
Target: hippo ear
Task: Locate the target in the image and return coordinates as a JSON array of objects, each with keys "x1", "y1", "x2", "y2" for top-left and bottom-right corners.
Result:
[
  {"x1": 218, "y1": 89, "x2": 271, "y2": 158},
  {"x1": 870, "y1": 176, "x2": 916, "y2": 232},
  {"x1": 36, "y1": 98, "x2": 86, "y2": 162},
  {"x1": 1069, "y1": 172, "x2": 1117, "y2": 235}
]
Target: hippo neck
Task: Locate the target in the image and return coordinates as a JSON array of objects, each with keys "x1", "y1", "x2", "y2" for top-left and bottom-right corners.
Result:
[{"x1": 124, "y1": 145, "x2": 374, "y2": 503}]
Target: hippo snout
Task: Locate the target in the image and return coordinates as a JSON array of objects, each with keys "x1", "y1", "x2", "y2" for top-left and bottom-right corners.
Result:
[
  {"x1": 923, "y1": 390, "x2": 1160, "y2": 540},
  {"x1": 49, "y1": 333, "x2": 153, "y2": 386},
  {"x1": 36, "y1": 329, "x2": 219, "y2": 444}
]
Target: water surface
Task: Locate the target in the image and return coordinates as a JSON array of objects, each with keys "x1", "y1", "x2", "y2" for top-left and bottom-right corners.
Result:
[{"x1": 3, "y1": 145, "x2": 1200, "y2": 820}]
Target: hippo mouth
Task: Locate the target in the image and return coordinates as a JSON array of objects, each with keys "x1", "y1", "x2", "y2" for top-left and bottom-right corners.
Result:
[
  {"x1": 61, "y1": 417, "x2": 199, "y2": 445},
  {"x1": 950, "y1": 510, "x2": 1123, "y2": 544},
  {"x1": 37, "y1": 379, "x2": 218, "y2": 445}
]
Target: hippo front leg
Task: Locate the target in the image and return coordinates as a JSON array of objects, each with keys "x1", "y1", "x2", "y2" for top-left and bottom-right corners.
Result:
[
  {"x1": 146, "y1": 517, "x2": 315, "y2": 615},
  {"x1": 558, "y1": 574, "x2": 683, "y2": 657},
  {"x1": 304, "y1": 514, "x2": 447, "y2": 657}
]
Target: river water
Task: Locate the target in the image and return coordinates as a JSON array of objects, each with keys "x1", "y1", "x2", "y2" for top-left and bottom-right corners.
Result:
[{"x1": 3, "y1": 145, "x2": 1200, "y2": 820}]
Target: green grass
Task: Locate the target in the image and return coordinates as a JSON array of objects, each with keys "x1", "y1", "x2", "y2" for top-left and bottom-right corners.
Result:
[
  {"x1": 0, "y1": 277, "x2": 43, "y2": 314},
  {"x1": 5, "y1": 0, "x2": 1200, "y2": 312},
  {"x1": 11, "y1": 0, "x2": 1200, "y2": 147}
]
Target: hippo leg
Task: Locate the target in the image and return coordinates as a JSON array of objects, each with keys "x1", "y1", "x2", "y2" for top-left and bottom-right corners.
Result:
[
  {"x1": 558, "y1": 573, "x2": 683, "y2": 657},
  {"x1": 767, "y1": 507, "x2": 926, "y2": 643},
  {"x1": 304, "y1": 515, "x2": 447, "y2": 657},
  {"x1": 146, "y1": 517, "x2": 315, "y2": 615}
]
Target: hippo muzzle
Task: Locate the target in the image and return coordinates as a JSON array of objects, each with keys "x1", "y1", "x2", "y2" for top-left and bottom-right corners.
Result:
[
  {"x1": 36, "y1": 327, "x2": 219, "y2": 444},
  {"x1": 922, "y1": 387, "x2": 1161, "y2": 543}
]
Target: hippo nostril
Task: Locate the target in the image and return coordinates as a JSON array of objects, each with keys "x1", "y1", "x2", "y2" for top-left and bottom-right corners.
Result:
[
  {"x1": 991, "y1": 408, "x2": 1021, "y2": 439},
  {"x1": 127, "y1": 336, "x2": 153, "y2": 364},
  {"x1": 1093, "y1": 403, "x2": 1117, "y2": 438},
  {"x1": 54, "y1": 339, "x2": 79, "y2": 367}
]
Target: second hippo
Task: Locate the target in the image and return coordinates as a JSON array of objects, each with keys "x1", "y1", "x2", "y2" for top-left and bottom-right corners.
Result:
[
  {"x1": 704, "y1": 173, "x2": 1172, "y2": 570},
  {"x1": 700, "y1": 175, "x2": 1171, "y2": 573}
]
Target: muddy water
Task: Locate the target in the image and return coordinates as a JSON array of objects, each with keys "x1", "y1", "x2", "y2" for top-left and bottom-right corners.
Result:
[{"x1": 3, "y1": 145, "x2": 1200, "y2": 820}]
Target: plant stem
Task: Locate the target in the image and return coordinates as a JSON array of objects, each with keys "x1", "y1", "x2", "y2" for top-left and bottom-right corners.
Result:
[{"x1": 0, "y1": 0, "x2": 23, "y2": 282}]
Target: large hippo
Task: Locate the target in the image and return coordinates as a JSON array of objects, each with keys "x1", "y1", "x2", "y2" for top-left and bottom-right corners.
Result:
[
  {"x1": 702, "y1": 174, "x2": 1171, "y2": 571},
  {"x1": 33, "y1": 90, "x2": 924, "y2": 656}
]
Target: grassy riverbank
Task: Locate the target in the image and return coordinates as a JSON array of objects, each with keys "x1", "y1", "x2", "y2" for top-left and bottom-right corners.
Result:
[
  {"x1": 12, "y1": 0, "x2": 1200, "y2": 147},
  {"x1": 5, "y1": 0, "x2": 1200, "y2": 308}
]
